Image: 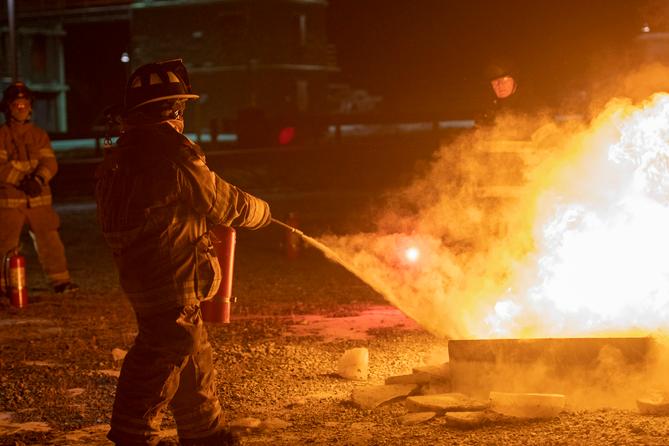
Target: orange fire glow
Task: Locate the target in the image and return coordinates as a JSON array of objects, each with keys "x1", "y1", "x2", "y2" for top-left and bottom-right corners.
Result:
[{"x1": 323, "y1": 92, "x2": 669, "y2": 340}]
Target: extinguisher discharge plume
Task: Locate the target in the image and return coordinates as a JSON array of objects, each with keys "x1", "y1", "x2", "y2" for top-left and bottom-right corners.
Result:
[
  {"x1": 272, "y1": 218, "x2": 349, "y2": 267},
  {"x1": 270, "y1": 218, "x2": 389, "y2": 297}
]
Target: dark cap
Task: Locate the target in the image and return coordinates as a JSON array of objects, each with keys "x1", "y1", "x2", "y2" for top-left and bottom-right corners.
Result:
[{"x1": 485, "y1": 59, "x2": 517, "y2": 81}]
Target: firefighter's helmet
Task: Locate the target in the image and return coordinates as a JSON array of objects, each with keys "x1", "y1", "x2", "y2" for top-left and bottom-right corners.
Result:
[
  {"x1": 124, "y1": 59, "x2": 199, "y2": 112},
  {"x1": 1, "y1": 82, "x2": 34, "y2": 111},
  {"x1": 1, "y1": 82, "x2": 34, "y2": 123},
  {"x1": 485, "y1": 60, "x2": 516, "y2": 81}
]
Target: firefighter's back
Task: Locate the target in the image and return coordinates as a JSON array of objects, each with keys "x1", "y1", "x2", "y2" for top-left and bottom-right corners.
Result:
[{"x1": 95, "y1": 124, "x2": 215, "y2": 313}]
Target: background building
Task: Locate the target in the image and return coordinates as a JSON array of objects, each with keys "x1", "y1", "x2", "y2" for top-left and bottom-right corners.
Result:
[
  {"x1": 130, "y1": 0, "x2": 338, "y2": 144},
  {"x1": 0, "y1": 0, "x2": 131, "y2": 133},
  {"x1": 0, "y1": 0, "x2": 338, "y2": 142},
  {"x1": 4, "y1": 1, "x2": 666, "y2": 141},
  {"x1": 0, "y1": 9, "x2": 70, "y2": 132}
]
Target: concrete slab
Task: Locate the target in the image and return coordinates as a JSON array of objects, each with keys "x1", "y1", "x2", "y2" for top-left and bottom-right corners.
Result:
[
  {"x1": 443, "y1": 411, "x2": 492, "y2": 428},
  {"x1": 489, "y1": 391, "x2": 565, "y2": 419},
  {"x1": 637, "y1": 392, "x2": 669, "y2": 416}
]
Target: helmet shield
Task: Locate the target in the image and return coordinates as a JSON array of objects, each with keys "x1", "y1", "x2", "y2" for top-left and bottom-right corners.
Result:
[
  {"x1": 1, "y1": 82, "x2": 34, "y2": 109},
  {"x1": 124, "y1": 59, "x2": 199, "y2": 112}
]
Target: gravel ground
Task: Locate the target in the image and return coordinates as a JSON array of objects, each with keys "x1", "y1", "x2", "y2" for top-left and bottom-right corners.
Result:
[
  {"x1": 2, "y1": 207, "x2": 669, "y2": 446},
  {"x1": 2, "y1": 141, "x2": 669, "y2": 445}
]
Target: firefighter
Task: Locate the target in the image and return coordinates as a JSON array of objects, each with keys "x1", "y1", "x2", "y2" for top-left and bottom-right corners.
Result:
[
  {"x1": 477, "y1": 61, "x2": 522, "y2": 126},
  {"x1": 0, "y1": 81, "x2": 78, "y2": 294},
  {"x1": 95, "y1": 59, "x2": 271, "y2": 446}
]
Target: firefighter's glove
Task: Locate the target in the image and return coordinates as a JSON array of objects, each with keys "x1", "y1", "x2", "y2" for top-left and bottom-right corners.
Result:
[{"x1": 19, "y1": 175, "x2": 43, "y2": 198}]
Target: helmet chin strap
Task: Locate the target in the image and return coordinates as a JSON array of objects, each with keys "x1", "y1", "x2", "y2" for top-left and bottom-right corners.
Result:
[
  {"x1": 9, "y1": 108, "x2": 31, "y2": 125},
  {"x1": 10, "y1": 116, "x2": 30, "y2": 124},
  {"x1": 165, "y1": 118, "x2": 184, "y2": 134},
  {"x1": 122, "y1": 116, "x2": 184, "y2": 133}
]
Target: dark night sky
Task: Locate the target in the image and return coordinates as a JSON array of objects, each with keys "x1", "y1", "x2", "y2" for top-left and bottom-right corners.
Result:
[{"x1": 327, "y1": 0, "x2": 645, "y2": 114}]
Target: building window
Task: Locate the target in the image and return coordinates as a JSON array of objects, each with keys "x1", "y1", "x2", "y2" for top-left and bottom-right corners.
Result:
[
  {"x1": 0, "y1": 33, "x2": 8, "y2": 78},
  {"x1": 292, "y1": 14, "x2": 307, "y2": 48},
  {"x1": 31, "y1": 34, "x2": 47, "y2": 76}
]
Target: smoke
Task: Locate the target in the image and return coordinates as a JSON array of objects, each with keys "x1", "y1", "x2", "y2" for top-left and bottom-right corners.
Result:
[
  {"x1": 585, "y1": 63, "x2": 669, "y2": 115},
  {"x1": 320, "y1": 114, "x2": 565, "y2": 338},
  {"x1": 451, "y1": 336, "x2": 669, "y2": 410},
  {"x1": 321, "y1": 65, "x2": 669, "y2": 340}
]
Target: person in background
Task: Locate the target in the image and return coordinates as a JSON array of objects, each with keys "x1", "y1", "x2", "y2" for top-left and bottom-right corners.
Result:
[
  {"x1": 96, "y1": 59, "x2": 272, "y2": 446},
  {"x1": 0, "y1": 81, "x2": 79, "y2": 295},
  {"x1": 477, "y1": 61, "x2": 523, "y2": 126}
]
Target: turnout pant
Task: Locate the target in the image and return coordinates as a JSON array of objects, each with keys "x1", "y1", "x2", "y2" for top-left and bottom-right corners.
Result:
[
  {"x1": 0, "y1": 206, "x2": 70, "y2": 288},
  {"x1": 107, "y1": 304, "x2": 225, "y2": 446}
]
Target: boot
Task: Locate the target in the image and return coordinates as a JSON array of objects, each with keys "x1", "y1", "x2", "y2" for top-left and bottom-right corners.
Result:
[
  {"x1": 112, "y1": 439, "x2": 179, "y2": 446},
  {"x1": 180, "y1": 429, "x2": 240, "y2": 446},
  {"x1": 53, "y1": 282, "x2": 79, "y2": 294}
]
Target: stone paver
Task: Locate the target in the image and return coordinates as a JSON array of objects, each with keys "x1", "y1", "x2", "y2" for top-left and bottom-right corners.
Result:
[
  {"x1": 351, "y1": 383, "x2": 418, "y2": 409},
  {"x1": 398, "y1": 411, "x2": 437, "y2": 425},
  {"x1": 405, "y1": 393, "x2": 488, "y2": 413},
  {"x1": 489, "y1": 391, "x2": 565, "y2": 419}
]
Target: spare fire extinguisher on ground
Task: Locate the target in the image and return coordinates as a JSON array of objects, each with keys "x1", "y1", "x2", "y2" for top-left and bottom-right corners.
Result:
[
  {"x1": 201, "y1": 226, "x2": 236, "y2": 323},
  {"x1": 2, "y1": 246, "x2": 28, "y2": 308}
]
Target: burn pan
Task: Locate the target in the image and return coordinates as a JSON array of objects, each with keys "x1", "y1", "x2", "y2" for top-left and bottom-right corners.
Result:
[{"x1": 448, "y1": 337, "x2": 659, "y2": 408}]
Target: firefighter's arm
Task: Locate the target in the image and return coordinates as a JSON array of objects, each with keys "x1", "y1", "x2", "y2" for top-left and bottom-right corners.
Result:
[
  {"x1": 0, "y1": 159, "x2": 32, "y2": 186},
  {"x1": 0, "y1": 142, "x2": 31, "y2": 186},
  {"x1": 176, "y1": 150, "x2": 271, "y2": 229},
  {"x1": 30, "y1": 128, "x2": 58, "y2": 184}
]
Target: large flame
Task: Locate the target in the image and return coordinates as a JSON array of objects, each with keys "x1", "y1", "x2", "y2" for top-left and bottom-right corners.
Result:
[
  {"x1": 490, "y1": 94, "x2": 669, "y2": 337},
  {"x1": 323, "y1": 92, "x2": 669, "y2": 339}
]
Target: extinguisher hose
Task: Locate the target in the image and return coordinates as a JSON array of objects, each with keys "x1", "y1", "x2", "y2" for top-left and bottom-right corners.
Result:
[
  {"x1": 271, "y1": 218, "x2": 304, "y2": 236},
  {"x1": 1, "y1": 252, "x2": 6, "y2": 295},
  {"x1": 2, "y1": 248, "x2": 13, "y2": 295}
]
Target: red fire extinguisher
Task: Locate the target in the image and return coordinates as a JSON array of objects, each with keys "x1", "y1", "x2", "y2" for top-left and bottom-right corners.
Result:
[
  {"x1": 201, "y1": 226, "x2": 236, "y2": 324},
  {"x1": 2, "y1": 247, "x2": 28, "y2": 309}
]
